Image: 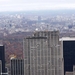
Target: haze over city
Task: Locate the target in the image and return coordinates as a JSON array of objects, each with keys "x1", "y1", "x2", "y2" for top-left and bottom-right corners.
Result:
[
  {"x1": 0, "y1": 0, "x2": 75, "y2": 11},
  {"x1": 0, "y1": 0, "x2": 75, "y2": 75}
]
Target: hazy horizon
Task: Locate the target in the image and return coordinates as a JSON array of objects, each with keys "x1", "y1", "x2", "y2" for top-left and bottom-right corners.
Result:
[{"x1": 0, "y1": 0, "x2": 75, "y2": 12}]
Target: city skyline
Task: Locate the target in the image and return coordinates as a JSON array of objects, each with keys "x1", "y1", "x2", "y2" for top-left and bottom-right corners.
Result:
[{"x1": 0, "y1": 0, "x2": 75, "y2": 11}]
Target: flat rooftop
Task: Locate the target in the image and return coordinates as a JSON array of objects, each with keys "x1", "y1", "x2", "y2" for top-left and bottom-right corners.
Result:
[
  {"x1": 60, "y1": 37, "x2": 75, "y2": 41},
  {"x1": 0, "y1": 44, "x2": 3, "y2": 46}
]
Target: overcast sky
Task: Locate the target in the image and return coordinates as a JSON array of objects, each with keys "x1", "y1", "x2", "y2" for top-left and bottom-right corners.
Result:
[{"x1": 0, "y1": 0, "x2": 75, "y2": 11}]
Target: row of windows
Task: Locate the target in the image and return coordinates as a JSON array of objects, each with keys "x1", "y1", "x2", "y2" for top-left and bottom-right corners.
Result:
[{"x1": 11, "y1": 60, "x2": 24, "y2": 75}]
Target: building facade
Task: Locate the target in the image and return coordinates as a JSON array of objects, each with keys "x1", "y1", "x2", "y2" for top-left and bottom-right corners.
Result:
[
  {"x1": 10, "y1": 59, "x2": 24, "y2": 75},
  {"x1": 0, "y1": 45, "x2": 5, "y2": 75},
  {"x1": 0, "y1": 60, "x2": 2, "y2": 75},
  {"x1": 60, "y1": 37, "x2": 75, "y2": 75},
  {"x1": 23, "y1": 31, "x2": 64, "y2": 75}
]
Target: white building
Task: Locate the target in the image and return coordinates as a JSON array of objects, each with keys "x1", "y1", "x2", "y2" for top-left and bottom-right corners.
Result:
[{"x1": 23, "y1": 31, "x2": 64, "y2": 75}]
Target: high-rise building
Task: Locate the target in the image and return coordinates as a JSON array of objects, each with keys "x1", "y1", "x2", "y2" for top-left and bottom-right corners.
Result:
[
  {"x1": 0, "y1": 60, "x2": 2, "y2": 75},
  {"x1": 23, "y1": 31, "x2": 64, "y2": 75},
  {"x1": 0, "y1": 45, "x2": 5, "y2": 75},
  {"x1": 10, "y1": 58, "x2": 24, "y2": 75},
  {"x1": 60, "y1": 37, "x2": 75, "y2": 75}
]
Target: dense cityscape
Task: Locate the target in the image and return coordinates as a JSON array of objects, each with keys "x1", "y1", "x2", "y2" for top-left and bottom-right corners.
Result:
[
  {"x1": 0, "y1": 10, "x2": 75, "y2": 63},
  {"x1": 0, "y1": 10, "x2": 75, "y2": 35},
  {"x1": 0, "y1": 10, "x2": 75, "y2": 75}
]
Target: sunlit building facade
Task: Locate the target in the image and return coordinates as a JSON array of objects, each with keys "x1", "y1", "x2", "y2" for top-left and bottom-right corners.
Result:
[{"x1": 23, "y1": 31, "x2": 64, "y2": 75}]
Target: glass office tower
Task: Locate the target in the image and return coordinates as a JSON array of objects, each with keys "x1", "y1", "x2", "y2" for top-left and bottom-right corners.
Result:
[
  {"x1": 0, "y1": 45, "x2": 5, "y2": 75},
  {"x1": 60, "y1": 37, "x2": 75, "y2": 75}
]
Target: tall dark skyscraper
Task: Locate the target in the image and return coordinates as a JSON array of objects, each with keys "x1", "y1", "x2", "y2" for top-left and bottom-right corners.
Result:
[
  {"x1": 0, "y1": 45, "x2": 5, "y2": 74},
  {"x1": 23, "y1": 31, "x2": 64, "y2": 75},
  {"x1": 60, "y1": 37, "x2": 75, "y2": 75}
]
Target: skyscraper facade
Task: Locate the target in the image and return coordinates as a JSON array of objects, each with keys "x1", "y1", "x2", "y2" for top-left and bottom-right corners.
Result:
[
  {"x1": 0, "y1": 60, "x2": 2, "y2": 75},
  {"x1": 10, "y1": 58, "x2": 24, "y2": 75},
  {"x1": 60, "y1": 37, "x2": 75, "y2": 75},
  {"x1": 0, "y1": 45, "x2": 5, "y2": 74},
  {"x1": 23, "y1": 31, "x2": 64, "y2": 75}
]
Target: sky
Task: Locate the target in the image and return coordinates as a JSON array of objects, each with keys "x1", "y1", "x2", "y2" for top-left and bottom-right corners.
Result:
[{"x1": 0, "y1": 0, "x2": 75, "y2": 11}]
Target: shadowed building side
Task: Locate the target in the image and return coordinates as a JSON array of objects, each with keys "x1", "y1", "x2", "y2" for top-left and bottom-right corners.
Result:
[
  {"x1": 60, "y1": 37, "x2": 75, "y2": 75},
  {"x1": 0, "y1": 45, "x2": 5, "y2": 75}
]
